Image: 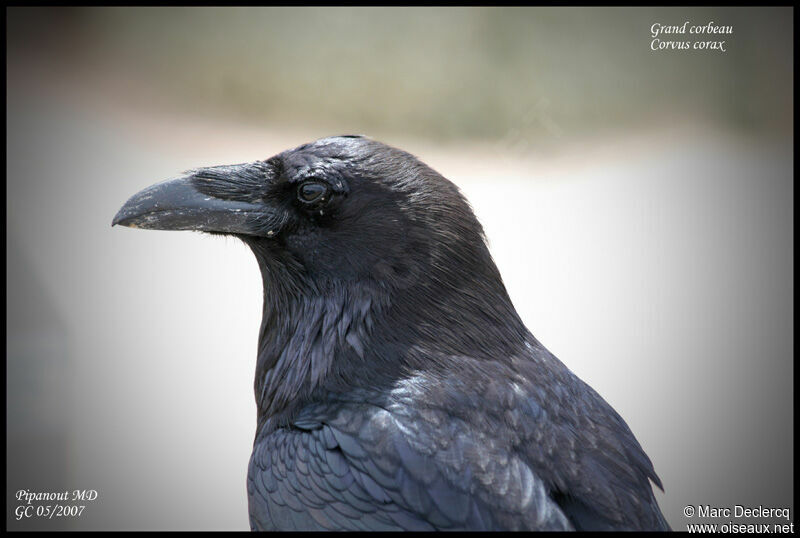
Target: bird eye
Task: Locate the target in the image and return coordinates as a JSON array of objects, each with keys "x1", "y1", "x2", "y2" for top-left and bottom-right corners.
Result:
[{"x1": 297, "y1": 182, "x2": 329, "y2": 204}]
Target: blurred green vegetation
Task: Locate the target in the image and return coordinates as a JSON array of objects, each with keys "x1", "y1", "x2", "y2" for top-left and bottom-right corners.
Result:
[{"x1": 7, "y1": 7, "x2": 792, "y2": 143}]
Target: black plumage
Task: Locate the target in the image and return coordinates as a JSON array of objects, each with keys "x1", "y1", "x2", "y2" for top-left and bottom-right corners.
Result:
[{"x1": 113, "y1": 135, "x2": 669, "y2": 531}]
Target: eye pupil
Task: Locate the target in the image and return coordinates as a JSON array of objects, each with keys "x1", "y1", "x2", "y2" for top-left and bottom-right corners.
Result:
[{"x1": 298, "y1": 182, "x2": 328, "y2": 203}]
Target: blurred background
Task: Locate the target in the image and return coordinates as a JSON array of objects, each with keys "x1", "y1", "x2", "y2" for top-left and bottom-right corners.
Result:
[{"x1": 6, "y1": 7, "x2": 792, "y2": 531}]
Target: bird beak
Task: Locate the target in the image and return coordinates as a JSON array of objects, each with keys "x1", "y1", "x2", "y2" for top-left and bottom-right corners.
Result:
[{"x1": 112, "y1": 172, "x2": 263, "y2": 234}]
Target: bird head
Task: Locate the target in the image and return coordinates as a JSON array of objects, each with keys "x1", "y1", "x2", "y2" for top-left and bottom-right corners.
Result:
[
  {"x1": 114, "y1": 136, "x2": 528, "y2": 416},
  {"x1": 114, "y1": 136, "x2": 509, "y2": 302}
]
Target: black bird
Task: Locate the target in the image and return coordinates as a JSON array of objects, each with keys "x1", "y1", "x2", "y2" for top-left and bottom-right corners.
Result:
[{"x1": 113, "y1": 136, "x2": 669, "y2": 531}]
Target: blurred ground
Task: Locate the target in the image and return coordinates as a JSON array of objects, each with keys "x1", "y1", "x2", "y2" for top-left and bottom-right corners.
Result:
[{"x1": 6, "y1": 7, "x2": 793, "y2": 531}]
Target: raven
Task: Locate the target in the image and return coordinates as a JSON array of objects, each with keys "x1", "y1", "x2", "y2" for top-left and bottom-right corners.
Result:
[{"x1": 113, "y1": 135, "x2": 669, "y2": 531}]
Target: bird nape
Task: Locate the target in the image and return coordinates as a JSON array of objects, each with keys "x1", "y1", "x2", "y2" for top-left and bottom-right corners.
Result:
[{"x1": 113, "y1": 135, "x2": 669, "y2": 531}]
